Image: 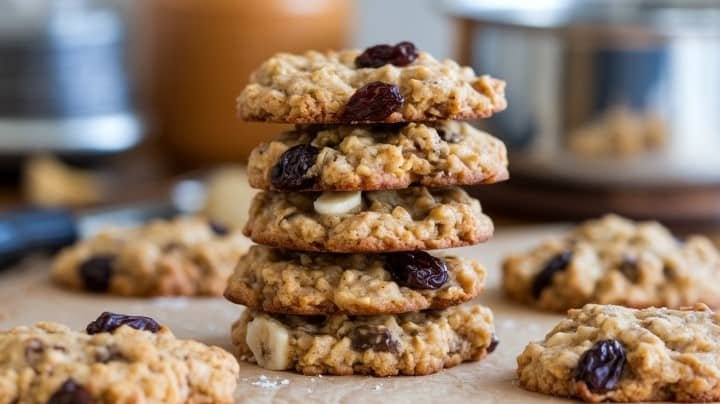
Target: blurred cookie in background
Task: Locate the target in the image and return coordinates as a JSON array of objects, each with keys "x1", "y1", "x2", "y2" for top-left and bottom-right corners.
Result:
[
  {"x1": 23, "y1": 155, "x2": 105, "y2": 207},
  {"x1": 52, "y1": 216, "x2": 250, "y2": 297},
  {"x1": 568, "y1": 107, "x2": 666, "y2": 159},
  {"x1": 502, "y1": 214, "x2": 720, "y2": 312}
]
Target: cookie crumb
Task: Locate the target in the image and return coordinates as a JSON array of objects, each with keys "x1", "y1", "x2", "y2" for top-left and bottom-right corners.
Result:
[{"x1": 250, "y1": 375, "x2": 290, "y2": 389}]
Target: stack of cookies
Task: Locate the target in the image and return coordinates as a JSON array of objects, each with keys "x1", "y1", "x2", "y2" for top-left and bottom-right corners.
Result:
[{"x1": 224, "y1": 42, "x2": 509, "y2": 376}]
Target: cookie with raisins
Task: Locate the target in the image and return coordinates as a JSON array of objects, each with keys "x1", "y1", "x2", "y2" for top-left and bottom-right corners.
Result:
[
  {"x1": 52, "y1": 217, "x2": 250, "y2": 297},
  {"x1": 517, "y1": 304, "x2": 720, "y2": 402},
  {"x1": 0, "y1": 314, "x2": 238, "y2": 403},
  {"x1": 224, "y1": 246, "x2": 485, "y2": 315},
  {"x1": 237, "y1": 44, "x2": 506, "y2": 124},
  {"x1": 232, "y1": 304, "x2": 496, "y2": 376},
  {"x1": 248, "y1": 121, "x2": 508, "y2": 192},
  {"x1": 502, "y1": 214, "x2": 720, "y2": 311}
]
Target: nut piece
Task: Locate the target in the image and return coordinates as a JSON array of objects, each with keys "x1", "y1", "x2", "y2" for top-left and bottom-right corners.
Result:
[
  {"x1": 245, "y1": 316, "x2": 291, "y2": 370},
  {"x1": 313, "y1": 191, "x2": 362, "y2": 215}
]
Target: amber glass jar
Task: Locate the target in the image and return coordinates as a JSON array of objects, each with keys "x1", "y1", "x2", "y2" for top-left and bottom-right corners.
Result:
[{"x1": 136, "y1": 0, "x2": 351, "y2": 166}]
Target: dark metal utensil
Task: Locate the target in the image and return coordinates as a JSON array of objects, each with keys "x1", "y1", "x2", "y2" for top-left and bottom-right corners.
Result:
[
  {"x1": 0, "y1": 201, "x2": 179, "y2": 268},
  {"x1": 0, "y1": 176, "x2": 209, "y2": 268}
]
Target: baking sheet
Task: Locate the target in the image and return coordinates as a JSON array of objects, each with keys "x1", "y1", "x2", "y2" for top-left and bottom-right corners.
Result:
[{"x1": 0, "y1": 225, "x2": 572, "y2": 403}]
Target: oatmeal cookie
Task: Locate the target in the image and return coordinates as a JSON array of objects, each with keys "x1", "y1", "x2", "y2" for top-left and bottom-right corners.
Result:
[
  {"x1": 249, "y1": 121, "x2": 508, "y2": 192},
  {"x1": 237, "y1": 46, "x2": 506, "y2": 124},
  {"x1": 52, "y1": 216, "x2": 251, "y2": 297},
  {"x1": 568, "y1": 107, "x2": 666, "y2": 158},
  {"x1": 502, "y1": 214, "x2": 720, "y2": 311},
  {"x1": 0, "y1": 314, "x2": 238, "y2": 403},
  {"x1": 231, "y1": 304, "x2": 496, "y2": 376},
  {"x1": 224, "y1": 245, "x2": 485, "y2": 315},
  {"x1": 244, "y1": 186, "x2": 493, "y2": 253},
  {"x1": 517, "y1": 303, "x2": 720, "y2": 402}
]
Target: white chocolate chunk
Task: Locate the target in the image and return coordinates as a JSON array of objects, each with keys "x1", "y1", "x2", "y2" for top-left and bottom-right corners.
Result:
[{"x1": 313, "y1": 191, "x2": 362, "y2": 215}]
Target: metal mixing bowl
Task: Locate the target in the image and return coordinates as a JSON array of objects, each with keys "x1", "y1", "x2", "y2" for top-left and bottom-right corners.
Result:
[
  {"x1": 0, "y1": 0, "x2": 142, "y2": 159},
  {"x1": 447, "y1": 0, "x2": 720, "y2": 187}
]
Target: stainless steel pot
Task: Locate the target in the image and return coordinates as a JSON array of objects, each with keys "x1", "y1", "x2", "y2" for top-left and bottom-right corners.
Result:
[
  {"x1": 446, "y1": 0, "x2": 720, "y2": 187},
  {"x1": 0, "y1": 0, "x2": 142, "y2": 158}
]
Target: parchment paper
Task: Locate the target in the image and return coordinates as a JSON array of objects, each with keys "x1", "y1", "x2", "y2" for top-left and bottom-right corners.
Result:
[{"x1": 0, "y1": 225, "x2": 572, "y2": 403}]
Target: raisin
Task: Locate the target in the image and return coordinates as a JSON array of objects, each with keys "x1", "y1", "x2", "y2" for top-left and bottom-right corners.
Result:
[
  {"x1": 386, "y1": 251, "x2": 448, "y2": 290},
  {"x1": 340, "y1": 82, "x2": 404, "y2": 123},
  {"x1": 574, "y1": 339, "x2": 626, "y2": 393},
  {"x1": 86, "y1": 312, "x2": 160, "y2": 335},
  {"x1": 269, "y1": 144, "x2": 319, "y2": 190},
  {"x1": 663, "y1": 264, "x2": 675, "y2": 279},
  {"x1": 47, "y1": 379, "x2": 93, "y2": 404},
  {"x1": 356, "y1": 42, "x2": 418, "y2": 68},
  {"x1": 209, "y1": 221, "x2": 229, "y2": 236},
  {"x1": 303, "y1": 315, "x2": 327, "y2": 325},
  {"x1": 349, "y1": 325, "x2": 398, "y2": 353},
  {"x1": 619, "y1": 256, "x2": 639, "y2": 283},
  {"x1": 79, "y1": 255, "x2": 115, "y2": 293},
  {"x1": 487, "y1": 334, "x2": 500, "y2": 354},
  {"x1": 531, "y1": 252, "x2": 572, "y2": 299}
]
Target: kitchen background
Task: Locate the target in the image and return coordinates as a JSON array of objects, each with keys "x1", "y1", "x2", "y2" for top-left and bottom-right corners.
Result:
[{"x1": 2, "y1": 0, "x2": 720, "y2": 260}]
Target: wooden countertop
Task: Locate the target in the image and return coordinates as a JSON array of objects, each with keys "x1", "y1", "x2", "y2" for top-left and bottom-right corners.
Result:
[{"x1": 0, "y1": 224, "x2": 572, "y2": 403}]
